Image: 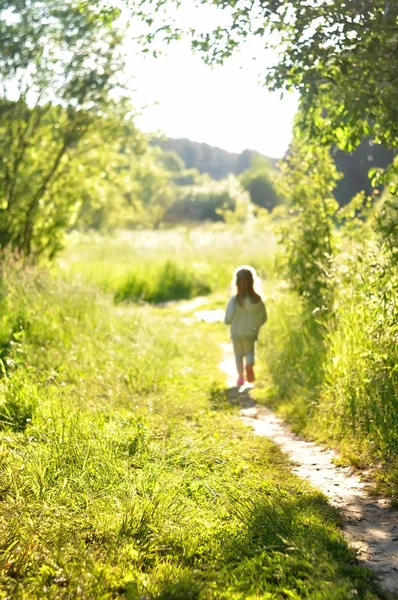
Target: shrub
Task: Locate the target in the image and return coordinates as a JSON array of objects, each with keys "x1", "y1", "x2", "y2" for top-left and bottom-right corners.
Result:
[
  {"x1": 114, "y1": 260, "x2": 211, "y2": 303},
  {"x1": 164, "y1": 175, "x2": 249, "y2": 223}
]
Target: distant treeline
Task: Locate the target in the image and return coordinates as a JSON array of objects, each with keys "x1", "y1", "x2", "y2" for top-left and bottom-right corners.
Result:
[
  {"x1": 151, "y1": 138, "x2": 277, "y2": 181},
  {"x1": 153, "y1": 136, "x2": 394, "y2": 206}
]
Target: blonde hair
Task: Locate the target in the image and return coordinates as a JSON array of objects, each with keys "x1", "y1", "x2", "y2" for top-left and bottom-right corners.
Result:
[{"x1": 232, "y1": 265, "x2": 262, "y2": 305}]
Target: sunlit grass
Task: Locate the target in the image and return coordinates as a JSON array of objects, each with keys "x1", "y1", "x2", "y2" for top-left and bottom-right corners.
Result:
[
  {"x1": 256, "y1": 238, "x2": 398, "y2": 501},
  {"x1": 58, "y1": 224, "x2": 277, "y2": 302},
  {"x1": 0, "y1": 257, "x2": 384, "y2": 599}
]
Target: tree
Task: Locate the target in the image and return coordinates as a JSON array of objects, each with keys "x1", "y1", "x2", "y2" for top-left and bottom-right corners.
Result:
[
  {"x1": 135, "y1": 0, "x2": 398, "y2": 150},
  {"x1": 155, "y1": 150, "x2": 185, "y2": 176},
  {"x1": 277, "y1": 132, "x2": 340, "y2": 311},
  {"x1": 124, "y1": 147, "x2": 177, "y2": 228},
  {"x1": 0, "y1": 0, "x2": 126, "y2": 258},
  {"x1": 71, "y1": 128, "x2": 176, "y2": 232},
  {"x1": 66, "y1": 107, "x2": 147, "y2": 233},
  {"x1": 164, "y1": 174, "x2": 249, "y2": 223},
  {"x1": 151, "y1": 137, "x2": 274, "y2": 180},
  {"x1": 240, "y1": 156, "x2": 281, "y2": 211}
]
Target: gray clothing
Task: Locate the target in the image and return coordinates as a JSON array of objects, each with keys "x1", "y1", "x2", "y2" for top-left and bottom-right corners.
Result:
[
  {"x1": 224, "y1": 295, "x2": 267, "y2": 340},
  {"x1": 233, "y1": 338, "x2": 255, "y2": 375}
]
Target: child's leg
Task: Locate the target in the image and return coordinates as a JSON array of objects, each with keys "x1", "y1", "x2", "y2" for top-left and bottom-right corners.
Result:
[
  {"x1": 232, "y1": 339, "x2": 244, "y2": 383},
  {"x1": 243, "y1": 339, "x2": 256, "y2": 383},
  {"x1": 242, "y1": 339, "x2": 255, "y2": 366}
]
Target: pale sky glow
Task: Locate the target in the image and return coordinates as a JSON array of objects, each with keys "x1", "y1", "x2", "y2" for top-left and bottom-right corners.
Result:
[{"x1": 126, "y1": 3, "x2": 299, "y2": 159}]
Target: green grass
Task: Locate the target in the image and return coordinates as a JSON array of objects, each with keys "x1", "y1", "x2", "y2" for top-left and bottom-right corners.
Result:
[
  {"x1": 113, "y1": 260, "x2": 211, "y2": 303},
  {"x1": 252, "y1": 285, "x2": 328, "y2": 442},
  {"x1": 0, "y1": 255, "x2": 386, "y2": 599},
  {"x1": 255, "y1": 239, "x2": 398, "y2": 501},
  {"x1": 58, "y1": 224, "x2": 277, "y2": 303}
]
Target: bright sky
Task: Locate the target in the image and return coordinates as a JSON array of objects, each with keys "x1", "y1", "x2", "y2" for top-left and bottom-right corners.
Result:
[{"x1": 126, "y1": 4, "x2": 299, "y2": 159}]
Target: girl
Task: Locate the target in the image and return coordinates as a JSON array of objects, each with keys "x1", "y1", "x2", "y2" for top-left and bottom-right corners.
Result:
[{"x1": 224, "y1": 266, "x2": 267, "y2": 387}]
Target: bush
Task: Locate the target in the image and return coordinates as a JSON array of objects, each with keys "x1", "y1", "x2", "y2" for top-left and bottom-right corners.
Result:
[
  {"x1": 259, "y1": 192, "x2": 398, "y2": 492},
  {"x1": 114, "y1": 260, "x2": 211, "y2": 303},
  {"x1": 318, "y1": 239, "x2": 398, "y2": 454},
  {"x1": 240, "y1": 159, "x2": 282, "y2": 211},
  {"x1": 276, "y1": 138, "x2": 340, "y2": 311},
  {"x1": 164, "y1": 175, "x2": 249, "y2": 223}
]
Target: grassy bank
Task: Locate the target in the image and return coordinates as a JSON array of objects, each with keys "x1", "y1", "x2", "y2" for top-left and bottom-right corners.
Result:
[
  {"x1": 0, "y1": 256, "x2": 385, "y2": 599},
  {"x1": 255, "y1": 233, "x2": 398, "y2": 502}
]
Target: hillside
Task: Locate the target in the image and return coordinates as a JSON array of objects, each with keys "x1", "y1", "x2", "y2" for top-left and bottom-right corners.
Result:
[
  {"x1": 153, "y1": 136, "x2": 394, "y2": 206},
  {"x1": 151, "y1": 137, "x2": 277, "y2": 180}
]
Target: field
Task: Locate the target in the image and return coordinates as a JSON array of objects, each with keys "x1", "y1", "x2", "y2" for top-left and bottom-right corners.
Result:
[
  {"x1": 0, "y1": 225, "x2": 386, "y2": 599},
  {"x1": 58, "y1": 225, "x2": 277, "y2": 303}
]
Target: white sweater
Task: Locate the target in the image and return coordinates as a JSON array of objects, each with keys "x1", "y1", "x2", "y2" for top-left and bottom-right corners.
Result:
[{"x1": 224, "y1": 295, "x2": 267, "y2": 340}]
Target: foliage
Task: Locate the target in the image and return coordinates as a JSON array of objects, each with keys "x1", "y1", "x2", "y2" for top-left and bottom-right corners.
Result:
[
  {"x1": 121, "y1": 147, "x2": 177, "y2": 229},
  {"x1": 257, "y1": 287, "x2": 329, "y2": 429},
  {"x1": 155, "y1": 151, "x2": 209, "y2": 188},
  {"x1": 320, "y1": 239, "x2": 398, "y2": 452},
  {"x1": 215, "y1": 176, "x2": 252, "y2": 225},
  {"x1": 151, "y1": 0, "x2": 398, "y2": 150},
  {"x1": 114, "y1": 260, "x2": 211, "y2": 303},
  {"x1": 276, "y1": 134, "x2": 340, "y2": 311},
  {"x1": 0, "y1": 0, "x2": 123, "y2": 108},
  {"x1": 153, "y1": 135, "x2": 393, "y2": 212},
  {"x1": 136, "y1": 0, "x2": 398, "y2": 197},
  {"x1": 257, "y1": 192, "x2": 398, "y2": 497},
  {"x1": 333, "y1": 139, "x2": 394, "y2": 207},
  {"x1": 375, "y1": 180, "x2": 398, "y2": 268},
  {"x1": 155, "y1": 149, "x2": 186, "y2": 175},
  {"x1": 240, "y1": 155, "x2": 282, "y2": 211},
  {"x1": 71, "y1": 110, "x2": 145, "y2": 232},
  {"x1": 0, "y1": 256, "x2": 384, "y2": 599},
  {"x1": 165, "y1": 175, "x2": 250, "y2": 223},
  {"x1": 0, "y1": 0, "x2": 128, "y2": 258}
]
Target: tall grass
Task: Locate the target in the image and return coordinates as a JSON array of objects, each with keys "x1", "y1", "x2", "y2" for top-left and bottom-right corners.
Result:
[
  {"x1": 319, "y1": 244, "x2": 398, "y2": 458},
  {"x1": 0, "y1": 255, "x2": 383, "y2": 599},
  {"x1": 257, "y1": 288, "x2": 326, "y2": 431},
  {"x1": 257, "y1": 231, "x2": 398, "y2": 497}
]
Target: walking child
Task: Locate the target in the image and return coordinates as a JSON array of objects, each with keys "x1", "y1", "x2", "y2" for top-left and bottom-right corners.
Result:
[{"x1": 224, "y1": 266, "x2": 267, "y2": 387}]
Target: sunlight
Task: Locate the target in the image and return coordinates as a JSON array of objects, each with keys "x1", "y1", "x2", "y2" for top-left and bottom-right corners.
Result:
[
  {"x1": 130, "y1": 40, "x2": 298, "y2": 157},
  {"x1": 125, "y1": 1, "x2": 298, "y2": 157}
]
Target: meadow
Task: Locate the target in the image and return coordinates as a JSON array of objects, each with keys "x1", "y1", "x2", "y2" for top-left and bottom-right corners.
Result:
[
  {"x1": 58, "y1": 225, "x2": 277, "y2": 304},
  {"x1": 2, "y1": 0, "x2": 397, "y2": 596},
  {"x1": 0, "y1": 225, "x2": 386, "y2": 599}
]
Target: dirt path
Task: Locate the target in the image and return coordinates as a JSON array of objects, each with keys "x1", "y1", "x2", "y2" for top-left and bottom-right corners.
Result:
[{"x1": 193, "y1": 307, "x2": 398, "y2": 597}]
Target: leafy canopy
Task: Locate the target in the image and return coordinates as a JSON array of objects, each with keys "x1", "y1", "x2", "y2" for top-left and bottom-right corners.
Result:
[
  {"x1": 0, "y1": 0, "x2": 129, "y2": 257},
  {"x1": 133, "y1": 0, "x2": 398, "y2": 151}
]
